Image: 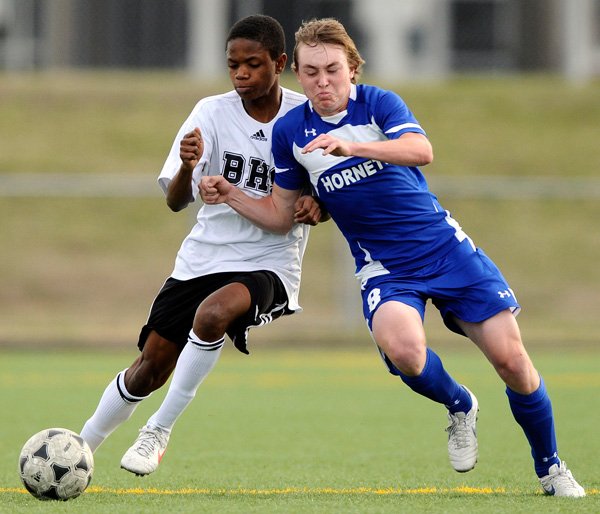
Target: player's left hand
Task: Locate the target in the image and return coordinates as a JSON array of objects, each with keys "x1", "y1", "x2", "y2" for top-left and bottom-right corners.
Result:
[
  {"x1": 294, "y1": 195, "x2": 323, "y2": 225},
  {"x1": 302, "y1": 133, "x2": 352, "y2": 157}
]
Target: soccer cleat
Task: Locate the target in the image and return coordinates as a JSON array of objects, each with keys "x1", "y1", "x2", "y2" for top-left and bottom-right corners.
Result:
[
  {"x1": 539, "y1": 461, "x2": 586, "y2": 497},
  {"x1": 446, "y1": 386, "x2": 479, "y2": 472},
  {"x1": 120, "y1": 424, "x2": 169, "y2": 476}
]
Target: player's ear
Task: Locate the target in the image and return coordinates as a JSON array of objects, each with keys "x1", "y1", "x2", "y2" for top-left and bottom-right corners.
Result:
[
  {"x1": 275, "y1": 53, "x2": 287, "y2": 74},
  {"x1": 349, "y1": 67, "x2": 356, "y2": 83}
]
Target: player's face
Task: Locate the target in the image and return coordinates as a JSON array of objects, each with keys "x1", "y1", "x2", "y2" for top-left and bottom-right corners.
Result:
[
  {"x1": 226, "y1": 38, "x2": 285, "y2": 102},
  {"x1": 294, "y1": 42, "x2": 355, "y2": 117}
]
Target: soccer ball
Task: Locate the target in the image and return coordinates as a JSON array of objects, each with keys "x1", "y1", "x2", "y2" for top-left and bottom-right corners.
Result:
[{"x1": 18, "y1": 428, "x2": 94, "y2": 501}]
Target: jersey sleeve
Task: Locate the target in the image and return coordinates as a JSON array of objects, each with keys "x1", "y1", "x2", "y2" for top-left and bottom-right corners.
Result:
[
  {"x1": 373, "y1": 89, "x2": 427, "y2": 141},
  {"x1": 272, "y1": 116, "x2": 307, "y2": 191},
  {"x1": 157, "y1": 100, "x2": 215, "y2": 200}
]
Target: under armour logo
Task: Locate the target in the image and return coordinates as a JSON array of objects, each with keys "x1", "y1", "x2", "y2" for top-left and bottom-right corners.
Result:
[
  {"x1": 304, "y1": 128, "x2": 317, "y2": 137},
  {"x1": 498, "y1": 290, "x2": 512, "y2": 299}
]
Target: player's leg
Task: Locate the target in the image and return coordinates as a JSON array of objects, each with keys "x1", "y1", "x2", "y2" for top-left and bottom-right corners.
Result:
[
  {"x1": 454, "y1": 310, "x2": 538, "y2": 393},
  {"x1": 124, "y1": 332, "x2": 182, "y2": 395},
  {"x1": 370, "y1": 299, "x2": 477, "y2": 472},
  {"x1": 80, "y1": 331, "x2": 181, "y2": 452},
  {"x1": 120, "y1": 284, "x2": 248, "y2": 475},
  {"x1": 144, "y1": 281, "x2": 251, "y2": 434},
  {"x1": 456, "y1": 311, "x2": 585, "y2": 497},
  {"x1": 81, "y1": 277, "x2": 198, "y2": 453},
  {"x1": 433, "y1": 241, "x2": 582, "y2": 493},
  {"x1": 121, "y1": 271, "x2": 283, "y2": 475}
]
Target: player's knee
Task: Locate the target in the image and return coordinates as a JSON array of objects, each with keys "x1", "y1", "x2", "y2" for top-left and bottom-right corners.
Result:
[
  {"x1": 380, "y1": 339, "x2": 426, "y2": 376},
  {"x1": 194, "y1": 302, "x2": 233, "y2": 341},
  {"x1": 493, "y1": 351, "x2": 532, "y2": 385}
]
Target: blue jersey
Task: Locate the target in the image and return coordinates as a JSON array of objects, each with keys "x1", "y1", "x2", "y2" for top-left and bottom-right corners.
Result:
[{"x1": 273, "y1": 83, "x2": 469, "y2": 281}]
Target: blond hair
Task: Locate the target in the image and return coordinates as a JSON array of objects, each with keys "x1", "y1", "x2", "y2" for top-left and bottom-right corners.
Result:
[{"x1": 292, "y1": 18, "x2": 365, "y2": 83}]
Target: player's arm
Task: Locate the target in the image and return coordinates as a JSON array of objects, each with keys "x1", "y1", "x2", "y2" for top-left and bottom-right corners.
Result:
[
  {"x1": 302, "y1": 131, "x2": 433, "y2": 167},
  {"x1": 201, "y1": 176, "x2": 300, "y2": 234},
  {"x1": 166, "y1": 128, "x2": 204, "y2": 212}
]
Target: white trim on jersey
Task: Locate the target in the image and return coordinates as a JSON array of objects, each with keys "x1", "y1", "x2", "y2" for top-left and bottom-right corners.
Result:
[{"x1": 385, "y1": 122, "x2": 423, "y2": 134}]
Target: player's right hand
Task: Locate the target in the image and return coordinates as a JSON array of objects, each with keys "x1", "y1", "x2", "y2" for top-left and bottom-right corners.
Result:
[
  {"x1": 294, "y1": 195, "x2": 322, "y2": 225},
  {"x1": 200, "y1": 176, "x2": 230, "y2": 204},
  {"x1": 180, "y1": 128, "x2": 203, "y2": 169}
]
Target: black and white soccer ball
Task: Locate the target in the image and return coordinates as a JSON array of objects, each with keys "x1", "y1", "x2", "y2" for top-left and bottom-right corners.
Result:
[{"x1": 18, "y1": 428, "x2": 94, "y2": 501}]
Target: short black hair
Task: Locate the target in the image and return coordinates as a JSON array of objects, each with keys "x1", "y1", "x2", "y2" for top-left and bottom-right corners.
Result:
[{"x1": 226, "y1": 15, "x2": 285, "y2": 59}]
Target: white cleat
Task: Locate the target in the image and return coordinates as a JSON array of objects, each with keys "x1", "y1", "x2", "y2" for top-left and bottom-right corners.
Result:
[
  {"x1": 120, "y1": 424, "x2": 169, "y2": 476},
  {"x1": 539, "y1": 461, "x2": 586, "y2": 497},
  {"x1": 446, "y1": 386, "x2": 478, "y2": 472}
]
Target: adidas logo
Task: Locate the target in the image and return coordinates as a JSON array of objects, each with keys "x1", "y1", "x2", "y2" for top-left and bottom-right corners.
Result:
[{"x1": 250, "y1": 129, "x2": 268, "y2": 141}]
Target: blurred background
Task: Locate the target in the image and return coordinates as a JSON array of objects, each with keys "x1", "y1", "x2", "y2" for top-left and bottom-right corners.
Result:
[
  {"x1": 2, "y1": 0, "x2": 600, "y2": 80},
  {"x1": 1, "y1": 0, "x2": 600, "y2": 351}
]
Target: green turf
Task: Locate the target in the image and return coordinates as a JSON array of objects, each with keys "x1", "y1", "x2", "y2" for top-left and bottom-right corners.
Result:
[{"x1": 1, "y1": 347, "x2": 598, "y2": 513}]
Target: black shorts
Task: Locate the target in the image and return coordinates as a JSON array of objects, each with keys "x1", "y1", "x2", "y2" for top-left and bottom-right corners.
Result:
[{"x1": 138, "y1": 271, "x2": 290, "y2": 354}]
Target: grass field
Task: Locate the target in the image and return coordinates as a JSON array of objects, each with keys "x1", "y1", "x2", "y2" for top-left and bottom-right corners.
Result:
[{"x1": 1, "y1": 347, "x2": 599, "y2": 513}]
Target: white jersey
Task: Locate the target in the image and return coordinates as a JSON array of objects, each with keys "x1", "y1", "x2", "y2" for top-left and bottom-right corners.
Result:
[{"x1": 158, "y1": 87, "x2": 309, "y2": 311}]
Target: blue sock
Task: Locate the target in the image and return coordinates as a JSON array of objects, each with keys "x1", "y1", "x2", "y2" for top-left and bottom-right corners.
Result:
[
  {"x1": 397, "y1": 348, "x2": 472, "y2": 413},
  {"x1": 506, "y1": 376, "x2": 559, "y2": 477}
]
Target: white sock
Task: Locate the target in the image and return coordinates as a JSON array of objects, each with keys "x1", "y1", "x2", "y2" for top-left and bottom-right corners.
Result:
[
  {"x1": 80, "y1": 369, "x2": 150, "y2": 452},
  {"x1": 147, "y1": 331, "x2": 224, "y2": 433}
]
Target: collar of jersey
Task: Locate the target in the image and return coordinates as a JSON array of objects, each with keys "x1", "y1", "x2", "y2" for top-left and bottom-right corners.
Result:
[{"x1": 307, "y1": 83, "x2": 357, "y2": 124}]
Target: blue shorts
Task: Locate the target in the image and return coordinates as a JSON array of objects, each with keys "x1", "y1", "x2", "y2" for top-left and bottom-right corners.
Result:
[{"x1": 360, "y1": 239, "x2": 520, "y2": 336}]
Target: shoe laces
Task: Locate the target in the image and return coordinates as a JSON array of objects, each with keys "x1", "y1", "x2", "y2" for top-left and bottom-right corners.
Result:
[
  {"x1": 544, "y1": 461, "x2": 579, "y2": 489},
  {"x1": 134, "y1": 426, "x2": 167, "y2": 457},
  {"x1": 446, "y1": 411, "x2": 473, "y2": 449}
]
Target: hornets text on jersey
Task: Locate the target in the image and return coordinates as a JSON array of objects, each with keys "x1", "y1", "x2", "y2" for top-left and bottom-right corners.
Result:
[{"x1": 273, "y1": 83, "x2": 470, "y2": 281}]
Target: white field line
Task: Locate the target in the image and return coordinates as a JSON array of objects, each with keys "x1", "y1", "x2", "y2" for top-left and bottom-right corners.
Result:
[{"x1": 2, "y1": 173, "x2": 600, "y2": 199}]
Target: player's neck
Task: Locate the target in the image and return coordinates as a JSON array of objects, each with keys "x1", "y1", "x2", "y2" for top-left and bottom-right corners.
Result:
[{"x1": 242, "y1": 85, "x2": 282, "y2": 123}]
